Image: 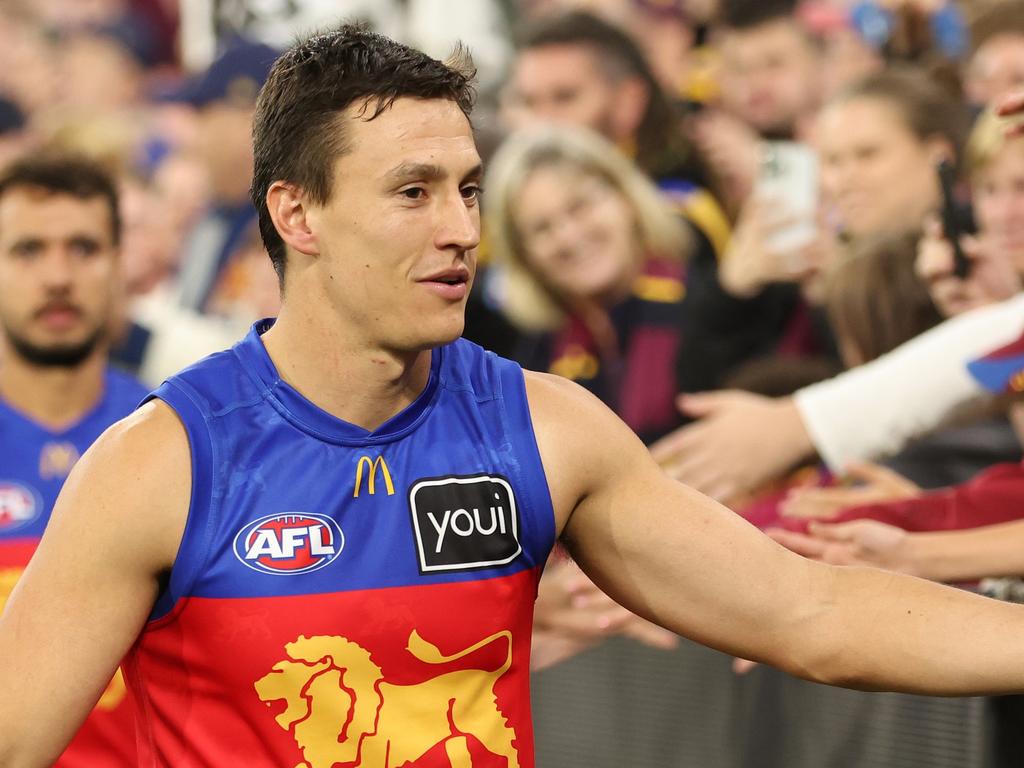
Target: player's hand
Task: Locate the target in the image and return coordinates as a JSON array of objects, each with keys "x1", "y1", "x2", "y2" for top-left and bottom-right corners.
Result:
[
  {"x1": 768, "y1": 520, "x2": 917, "y2": 574},
  {"x1": 780, "y1": 462, "x2": 920, "y2": 520},
  {"x1": 650, "y1": 391, "x2": 812, "y2": 501}
]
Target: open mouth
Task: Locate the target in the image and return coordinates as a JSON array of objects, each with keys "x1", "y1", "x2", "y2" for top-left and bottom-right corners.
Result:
[{"x1": 419, "y1": 268, "x2": 470, "y2": 300}]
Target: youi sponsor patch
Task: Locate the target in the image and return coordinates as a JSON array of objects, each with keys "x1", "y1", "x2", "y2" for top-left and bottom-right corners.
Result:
[
  {"x1": 233, "y1": 512, "x2": 344, "y2": 575},
  {"x1": 409, "y1": 474, "x2": 521, "y2": 573}
]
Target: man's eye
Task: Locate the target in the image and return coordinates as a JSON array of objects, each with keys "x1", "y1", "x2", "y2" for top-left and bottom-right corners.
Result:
[
  {"x1": 10, "y1": 242, "x2": 41, "y2": 259},
  {"x1": 461, "y1": 185, "x2": 482, "y2": 202},
  {"x1": 69, "y1": 239, "x2": 101, "y2": 257},
  {"x1": 401, "y1": 187, "x2": 426, "y2": 200}
]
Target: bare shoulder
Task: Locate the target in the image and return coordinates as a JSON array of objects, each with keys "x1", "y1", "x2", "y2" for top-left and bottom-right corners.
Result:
[
  {"x1": 522, "y1": 370, "x2": 653, "y2": 533},
  {"x1": 50, "y1": 398, "x2": 191, "y2": 570},
  {"x1": 523, "y1": 369, "x2": 628, "y2": 429}
]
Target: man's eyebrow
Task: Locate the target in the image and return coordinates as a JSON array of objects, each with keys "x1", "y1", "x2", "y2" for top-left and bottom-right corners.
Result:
[
  {"x1": 385, "y1": 162, "x2": 447, "y2": 182},
  {"x1": 384, "y1": 162, "x2": 484, "y2": 183}
]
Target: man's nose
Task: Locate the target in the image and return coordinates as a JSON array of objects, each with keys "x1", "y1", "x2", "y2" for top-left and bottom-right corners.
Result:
[
  {"x1": 437, "y1": 193, "x2": 480, "y2": 252},
  {"x1": 40, "y1": 249, "x2": 75, "y2": 290}
]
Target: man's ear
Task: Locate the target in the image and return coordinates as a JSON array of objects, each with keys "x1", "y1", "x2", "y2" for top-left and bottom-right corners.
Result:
[
  {"x1": 610, "y1": 76, "x2": 650, "y2": 143},
  {"x1": 266, "y1": 181, "x2": 319, "y2": 257}
]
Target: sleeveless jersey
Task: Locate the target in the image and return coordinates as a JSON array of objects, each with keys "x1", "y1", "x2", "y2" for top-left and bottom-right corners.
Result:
[
  {"x1": 126, "y1": 320, "x2": 557, "y2": 767},
  {"x1": 0, "y1": 367, "x2": 146, "y2": 767}
]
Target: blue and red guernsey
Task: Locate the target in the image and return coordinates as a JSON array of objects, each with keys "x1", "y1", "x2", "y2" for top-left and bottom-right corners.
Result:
[
  {"x1": 126, "y1": 320, "x2": 557, "y2": 767},
  {"x1": 0, "y1": 368, "x2": 146, "y2": 767}
]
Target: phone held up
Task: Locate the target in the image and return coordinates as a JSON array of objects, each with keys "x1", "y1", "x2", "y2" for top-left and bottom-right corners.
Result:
[{"x1": 936, "y1": 159, "x2": 977, "y2": 279}]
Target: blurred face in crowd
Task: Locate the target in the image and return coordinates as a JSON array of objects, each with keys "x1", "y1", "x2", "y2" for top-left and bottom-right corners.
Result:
[
  {"x1": 818, "y1": 96, "x2": 943, "y2": 238},
  {"x1": 119, "y1": 178, "x2": 183, "y2": 296},
  {"x1": 58, "y1": 34, "x2": 142, "y2": 112},
  {"x1": 0, "y1": 23, "x2": 60, "y2": 116},
  {"x1": 513, "y1": 163, "x2": 639, "y2": 304},
  {"x1": 966, "y1": 34, "x2": 1024, "y2": 107},
  {"x1": 718, "y1": 19, "x2": 822, "y2": 136},
  {"x1": 506, "y1": 44, "x2": 646, "y2": 145},
  {"x1": 973, "y1": 140, "x2": 1024, "y2": 272},
  {"x1": 196, "y1": 102, "x2": 256, "y2": 203},
  {"x1": 0, "y1": 189, "x2": 117, "y2": 366}
]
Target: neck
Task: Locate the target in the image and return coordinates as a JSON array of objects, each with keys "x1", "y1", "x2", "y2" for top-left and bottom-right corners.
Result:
[
  {"x1": 0, "y1": 343, "x2": 107, "y2": 431},
  {"x1": 261, "y1": 303, "x2": 433, "y2": 433}
]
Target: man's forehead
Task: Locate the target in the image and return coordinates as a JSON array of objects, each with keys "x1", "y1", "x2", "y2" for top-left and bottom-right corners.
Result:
[
  {"x1": 0, "y1": 190, "x2": 112, "y2": 236},
  {"x1": 336, "y1": 98, "x2": 480, "y2": 173}
]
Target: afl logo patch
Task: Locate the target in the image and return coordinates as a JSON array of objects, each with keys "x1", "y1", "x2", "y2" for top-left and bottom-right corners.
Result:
[
  {"x1": 0, "y1": 483, "x2": 41, "y2": 532},
  {"x1": 233, "y1": 513, "x2": 344, "y2": 575}
]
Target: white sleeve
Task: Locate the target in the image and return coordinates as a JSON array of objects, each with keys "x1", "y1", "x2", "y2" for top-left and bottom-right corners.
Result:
[{"x1": 793, "y1": 293, "x2": 1024, "y2": 471}]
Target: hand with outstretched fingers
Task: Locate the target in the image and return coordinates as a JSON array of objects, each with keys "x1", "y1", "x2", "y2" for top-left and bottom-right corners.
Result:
[
  {"x1": 650, "y1": 391, "x2": 812, "y2": 502},
  {"x1": 781, "y1": 461, "x2": 920, "y2": 520},
  {"x1": 768, "y1": 519, "x2": 916, "y2": 574}
]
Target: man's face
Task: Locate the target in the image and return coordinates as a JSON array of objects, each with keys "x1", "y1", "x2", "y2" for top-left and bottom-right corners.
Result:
[
  {"x1": 966, "y1": 33, "x2": 1024, "y2": 107},
  {"x1": 196, "y1": 102, "x2": 256, "y2": 202},
  {"x1": 718, "y1": 19, "x2": 821, "y2": 136},
  {"x1": 505, "y1": 44, "x2": 627, "y2": 141},
  {"x1": 301, "y1": 97, "x2": 481, "y2": 352},
  {"x1": 0, "y1": 188, "x2": 118, "y2": 366}
]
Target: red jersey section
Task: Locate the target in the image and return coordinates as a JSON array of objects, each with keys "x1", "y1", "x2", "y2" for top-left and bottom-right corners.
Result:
[
  {"x1": 126, "y1": 568, "x2": 540, "y2": 767},
  {"x1": 0, "y1": 539, "x2": 136, "y2": 768}
]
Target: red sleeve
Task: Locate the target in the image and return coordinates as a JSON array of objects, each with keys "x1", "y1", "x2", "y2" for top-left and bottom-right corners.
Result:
[{"x1": 831, "y1": 462, "x2": 1024, "y2": 532}]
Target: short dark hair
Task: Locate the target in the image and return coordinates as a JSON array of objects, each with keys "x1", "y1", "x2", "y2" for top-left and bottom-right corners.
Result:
[
  {"x1": 0, "y1": 154, "x2": 121, "y2": 245},
  {"x1": 251, "y1": 24, "x2": 476, "y2": 283},
  {"x1": 718, "y1": 0, "x2": 800, "y2": 30},
  {"x1": 516, "y1": 11, "x2": 693, "y2": 181}
]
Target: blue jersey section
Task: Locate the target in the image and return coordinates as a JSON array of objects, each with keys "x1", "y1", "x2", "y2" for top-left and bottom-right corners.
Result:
[
  {"x1": 0, "y1": 369, "x2": 148, "y2": 541},
  {"x1": 148, "y1": 321, "x2": 557, "y2": 618}
]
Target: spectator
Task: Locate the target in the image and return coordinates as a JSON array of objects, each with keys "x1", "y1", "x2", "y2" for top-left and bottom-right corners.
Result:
[
  {"x1": 168, "y1": 38, "x2": 278, "y2": 314},
  {"x1": 965, "y1": 0, "x2": 1024, "y2": 107},
  {"x1": 656, "y1": 101, "x2": 1024, "y2": 500},
  {"x1": 488, "y1": 125, "x2": 689, "y2": 442},
  {"x1": 817, "y1": 67, "x2": 969, "y2": 241},
  {"x1": 916, "y1": 107, "x2": 1024, "y2": 320},
  {"x1": 691, "y1": 0, "x2": 823, "y2": 208},
  {"x1": 504, "y1": 8, "x2": 723, "y2": 245}
]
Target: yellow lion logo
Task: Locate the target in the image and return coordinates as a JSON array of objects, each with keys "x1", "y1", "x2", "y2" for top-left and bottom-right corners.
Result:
[{"x1": 255, "y1": 629, "x2": 519, "y2": 768}]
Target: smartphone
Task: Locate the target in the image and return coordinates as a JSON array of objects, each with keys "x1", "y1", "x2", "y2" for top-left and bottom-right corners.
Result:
[
  {"x1": 936, "y1": 159, "x2": 977, "y2": 279},
  {"x1": 755, "y1": 142, "x2": 818, "y2": 253}
]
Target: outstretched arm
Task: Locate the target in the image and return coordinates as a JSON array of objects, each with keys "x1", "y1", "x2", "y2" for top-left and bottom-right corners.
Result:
[
  {"x1": 526, "y1": 371, "x2": 1024, "y2": 695},
  {"x1": 0, "y1": 402, "x2": 189, "y2": 767}
]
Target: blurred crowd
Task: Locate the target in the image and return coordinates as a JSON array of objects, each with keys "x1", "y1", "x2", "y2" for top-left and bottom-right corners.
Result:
[{"x1": 3, "y1": 0, "x2": 1024, "y2": 764}]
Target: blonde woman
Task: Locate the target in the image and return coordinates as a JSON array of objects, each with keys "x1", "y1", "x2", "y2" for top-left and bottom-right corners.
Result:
[{"x1": 487, "y1": 124, "x2": 692, "y2": 443}]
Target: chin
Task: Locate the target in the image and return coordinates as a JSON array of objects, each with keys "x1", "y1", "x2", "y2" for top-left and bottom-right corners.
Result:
[{"x1": 406, "y1": 316, "x2": 466, "y2": 351}]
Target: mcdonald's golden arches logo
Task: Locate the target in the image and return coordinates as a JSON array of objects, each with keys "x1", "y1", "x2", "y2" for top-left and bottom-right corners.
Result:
[{"x1": 354, "y1": 455, "x2": 395, "y2": 498}]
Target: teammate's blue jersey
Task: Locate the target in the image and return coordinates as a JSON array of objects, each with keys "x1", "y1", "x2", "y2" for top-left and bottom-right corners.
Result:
[
  {"x1": 0, "y1": 369, "x2": 147, "y2": 541},
  {"x1": 128, "y1": 320, "x2": 557, "y2": 767},
  {"x1": 0, "y1": 366, "x2": 146, "y2": 768}
]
